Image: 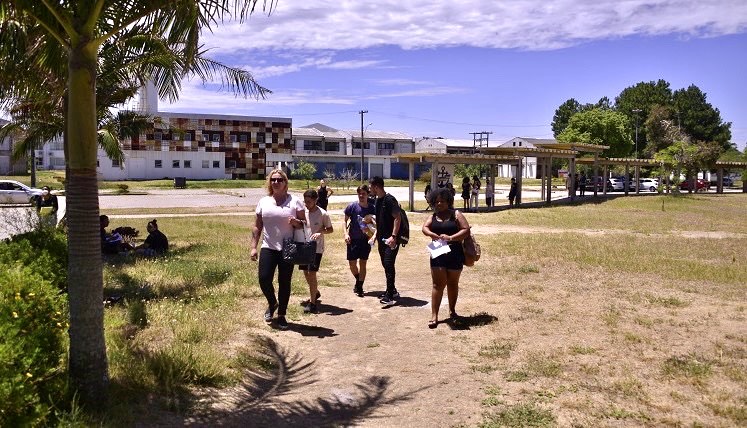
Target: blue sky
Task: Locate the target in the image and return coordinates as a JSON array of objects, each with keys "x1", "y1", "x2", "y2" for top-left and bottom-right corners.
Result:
[{"x1": 162, "y1": 0, "x2": 747, "y2": 150}]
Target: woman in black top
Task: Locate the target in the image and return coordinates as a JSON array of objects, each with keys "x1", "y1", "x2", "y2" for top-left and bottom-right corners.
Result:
[
  {"x1": 422, "y1": 187, "x2": 470, "y2": 328},
  {"x1": 460, "y1": 176, "x2": 471, "y2": 210},
  {"x1": 316, "y1": 179, "x2": 334, "y2": 210}
]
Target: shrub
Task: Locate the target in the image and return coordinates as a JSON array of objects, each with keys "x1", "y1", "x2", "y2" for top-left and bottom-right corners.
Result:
[
  {"x1": 0, "y1": 267, "x2": 67, "y2": 426},
  {"x1": 0, "y1": 229, "x2": 68, "y2": 291}
]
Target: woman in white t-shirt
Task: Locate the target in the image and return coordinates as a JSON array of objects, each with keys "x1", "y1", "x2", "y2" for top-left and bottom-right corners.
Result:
[{"x1": 250, "y1": 169, "x2": 306, "y2": 330}]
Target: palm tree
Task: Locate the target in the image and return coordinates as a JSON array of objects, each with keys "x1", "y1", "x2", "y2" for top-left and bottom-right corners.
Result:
[{"x1": 0, "y1": 0, "x2": 274, "y2": 409}]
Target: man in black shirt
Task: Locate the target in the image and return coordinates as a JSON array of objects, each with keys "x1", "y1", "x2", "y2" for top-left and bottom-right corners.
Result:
[{"x1": 369, "y1": 176, "x2": 402, "y2": 305}]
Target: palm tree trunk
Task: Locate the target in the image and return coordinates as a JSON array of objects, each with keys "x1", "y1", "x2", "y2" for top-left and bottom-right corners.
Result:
[{"x1": 66, "y1": 42, "x2": 109, "y2": 409}]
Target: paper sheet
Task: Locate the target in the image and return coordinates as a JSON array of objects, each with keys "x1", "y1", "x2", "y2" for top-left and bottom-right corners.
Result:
[{"x1": 427, "y1": 239, "x2": 451, "y2": 259}]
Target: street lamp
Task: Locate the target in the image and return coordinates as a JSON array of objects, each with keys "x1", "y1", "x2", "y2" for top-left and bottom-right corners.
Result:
[
  {"x1": 632, "y1": 108, "x2": 642, "y2": 159},
  {"x1": 359, "y1": 110, "x2": 368, "y2": 182}
]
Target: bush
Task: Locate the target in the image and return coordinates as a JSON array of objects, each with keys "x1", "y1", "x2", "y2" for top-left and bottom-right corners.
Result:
[
  {"x1": 0, "y1": 229, "x2": 68, "y2": 291},
  {"x1": 0, "y1": 267, "x2": 68, "y2": 426}
]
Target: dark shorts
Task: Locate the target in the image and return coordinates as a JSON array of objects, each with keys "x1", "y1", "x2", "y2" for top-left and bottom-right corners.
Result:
[
  {"x1": 298, "y1": 253, "x2": 323, "y2": 272},
  {"x1": 430, "y1": 245, "x2": 464, "y2": 271},
  {"x1": 347, "y1": 238, "x2": 372, "y2": 261}
]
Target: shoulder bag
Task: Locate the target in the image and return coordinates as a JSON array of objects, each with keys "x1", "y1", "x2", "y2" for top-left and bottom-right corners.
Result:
[{"x1": 282, "y1": 227, "x2": 317, "y2": 265}]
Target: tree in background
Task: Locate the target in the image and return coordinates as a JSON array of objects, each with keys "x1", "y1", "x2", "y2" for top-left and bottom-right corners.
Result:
[
  {"x1": 614, "y1": 79, "x2": 674, "y2": 155},
  {"x1": 556, "y1": 108, "x2": 633, "y2": 158},
  {"x1": 673, "y1": 85, "x2": 732, "y2": 149},
  {"x1": 292, "y1": 161, "x2": 317, "y2": 188},
  {"x1": 551, "y1": 97, "x2": 611, "y2": 137},
  {"x1": 0, "y1": 0, "x2": 273, "y2": 411}
]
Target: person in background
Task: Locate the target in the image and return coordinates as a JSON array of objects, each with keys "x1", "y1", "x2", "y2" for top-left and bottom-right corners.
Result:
[
  {"x1": 36, "y1": 186, "x2": 59, "y2": 226},
  {"x1": 422, "y1": 187, "x2": 470, "y2": 328},
  {"x1": 461, "y1": 176, "x2": 471, "y2": 210},
  {"x1": 100, "y1": 214, "x2": 132, "y2": 254},
  {"x1": 298, "y1": 189, "x2": 333, "y2": 314},
  {"x1": 134, "y1": 219, "x2": 169, "y2": 256},
  {"x1": 508, "y1": 178, "x2": 518, "y2": 208},
  {"x1": 369, "y1": 176, "x2": 402, "y2": 305},
  {"x1": 316, "y1": 178, "x2": 334, "y2": 210},
  {"x1": 485, "y1": 178, "x2": 494, "y2": 208},
  {"x1": 471, "y1": 175, "x2": 481, "y2": 211},
  {"x1": 250, "y1": 169, "x2": 306, "y2": 330},
  {"x1": 424, "y1": 182, "x2": 432, "y2": 210},
  {"x1": 343, "y1": 185, "x2": 376, "y2": 297},
  {"x1": 579, "y1": 173, "x2": 587, "y2": 197},
  {"x1": 446, "y1": 181, "x2": 456, "y2": 197}
]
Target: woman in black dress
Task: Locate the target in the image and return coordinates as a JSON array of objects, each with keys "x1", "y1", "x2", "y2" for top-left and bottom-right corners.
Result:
[
  {"x1": 316, "y1": 179, "x2": 334, "y2": 210},
  {"x1": 422, "y1": 187, "x2": 471, "y2": 328},
  {"x1": 460, "y1": 176, "x2": 471, "y2": 210}
]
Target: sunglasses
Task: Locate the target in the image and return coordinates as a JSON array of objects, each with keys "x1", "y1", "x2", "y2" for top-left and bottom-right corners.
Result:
[{"x1": 270, "y1": 177, "x2": 285, "y2": 183}]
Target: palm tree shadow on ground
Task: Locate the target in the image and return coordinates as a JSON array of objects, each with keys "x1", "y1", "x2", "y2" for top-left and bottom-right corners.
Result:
[{"x1": 157, "y1": 336, "x2": 426, "y2": 427}]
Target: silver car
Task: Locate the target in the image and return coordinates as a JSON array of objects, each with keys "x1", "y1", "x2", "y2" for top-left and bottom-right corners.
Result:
[
  {"x1": 636, "y1": 178, "x2": 660, "y2": 192},
  {"x1": 0, "y1": 180, "x2": 43, "y2": 204},
  {"x1": 607, "y1": 177, "x2": 625, "y2": 191}
]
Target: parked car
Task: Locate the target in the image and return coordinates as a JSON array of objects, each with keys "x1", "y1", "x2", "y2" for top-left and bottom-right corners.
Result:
[
  {"x1": 679, "y1": 178, "x2": 709, "y2": 191},
  {"x1": 607, "y1": 177, "x2": 625, "y2": 191},
  {"x1": 709, "y1": 176, "x2": 734, "y2": 187},
  {"x1": 636, "y1": 178, "x2": 660, "y2": 192},
  {"x1": 583, "y1": 176, "x2": 605, "y2": 192},
  {"x1": 0, "y1": 180, "x2": 44, "y2": 204}
]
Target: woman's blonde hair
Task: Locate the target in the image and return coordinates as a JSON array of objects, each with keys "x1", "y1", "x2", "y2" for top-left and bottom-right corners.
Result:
[{"x1": 265, "y1": 168, "x2": 289, "y2": 195}]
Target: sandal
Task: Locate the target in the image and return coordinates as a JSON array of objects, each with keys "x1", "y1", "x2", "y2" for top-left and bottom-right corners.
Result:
[
  {"x1": 449, "y1": 311, "x2": 460, "y2": 320},
  {"x1": 428, "y1": 319, "x2": 438, "y2": 329}
]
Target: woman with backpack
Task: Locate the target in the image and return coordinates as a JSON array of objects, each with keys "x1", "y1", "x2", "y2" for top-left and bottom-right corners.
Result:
[{"x1": 422, "y1": 187, "x2": 471, "y2": 328}]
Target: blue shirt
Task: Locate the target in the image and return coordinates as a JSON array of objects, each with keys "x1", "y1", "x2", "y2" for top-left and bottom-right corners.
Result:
[{"x1": 344, "y1": 199, "x2": 376, "y2": 240}]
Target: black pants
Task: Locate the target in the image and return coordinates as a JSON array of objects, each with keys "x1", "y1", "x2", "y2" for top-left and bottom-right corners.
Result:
[
  {"x1": 258, "y1": 248, "x2": 294, "y2": 316},
  {"x1": 377, "y1": 241, "x2": 399, "y2": 294}
]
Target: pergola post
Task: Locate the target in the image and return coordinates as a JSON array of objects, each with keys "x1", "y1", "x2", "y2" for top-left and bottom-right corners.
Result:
[
  {"x1": 516, "y1": 158, "x2": 524, "y2": 206},
  {"x1": 634, "y1": 165, "x2": 640, "y2": 195},
  {"x1": 569, "y1": 157, "x2": 576, "y2": 200},
  {"x1": 603, "y1": 164, "x2": 609, "y2": 194},
  {"x1": 717, "y1": 168, "x2": 724, "y2": 194},
  {"x1": 408, "y1": 161, "x2": 415, "y2": 212},
  {"x1": 540, "y1": 157, "x2": 546, "y2": 201},
  {"x1": 547, "y1": 156, "x2": 553, "y2": 205},
  {"x1": 624, "y1": 164, "x2": 630, "y2": 195},
  {"x1": 593, "y1": 154, "x2": 599, "y2": 196}
]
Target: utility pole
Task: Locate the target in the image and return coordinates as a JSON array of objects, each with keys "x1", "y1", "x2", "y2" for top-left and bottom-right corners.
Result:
[
  {"x1": 469, "y1": 131, "x2": 492, "y2": 177},
  {"x1": 632, "y1": 108, "x2": 642, "y2": 159},
  {"x1": 359, "y1": 110, "x2": 368, "y2": 182}
]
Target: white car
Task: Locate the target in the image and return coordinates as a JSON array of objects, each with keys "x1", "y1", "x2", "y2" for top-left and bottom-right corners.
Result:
[
  {"x1": 607, "y1": 177, "x2": 625, "y2": 191},
  {"x1": 635, "y1": 178, "x2": 660, "y2": 192},
  {"x1": 0, "y1": 180, "x2": 43, "y2": 204}
]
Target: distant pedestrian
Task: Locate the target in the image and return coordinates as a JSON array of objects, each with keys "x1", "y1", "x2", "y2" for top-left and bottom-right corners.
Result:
[
  {"x1": 369, "y1": 176, "x2": 402, "y2": 305},
  {"x1": 579, "y1": 174, "x2": 587, "y2": 196},
  {"x1": 461, "y1": 176, "x2": 471, "y2": 210},
  {"x1": 316, "y1": 179, "x2": 334, "y2": 210},
  {"x1": 508, "y1": 178, "x2": 518, "y2": 207},
  {"x1": 299, "y1": 189, "x2": 333, "y2": 314},
  {"x1": 250, "y1": 169, "x2": 307, "y2": 330},
  {"x1": 344, "y1": 185, "x2": 376, "y2": 297},
  {"x1": 446, "y1": 181, "x2": 456, "y2": 197},
  {"x1": 36, "y1": 186, "x2": 58, "y2": 226},
  {"x1": 485, "y1": 178, "x2": 494, "y2": 208},
  {"x1": 424, "y1": 183, "x2": 432, "y2": 210},
  {"x1": 471, "y1": 176, "x2": 481, "y2": 211}
]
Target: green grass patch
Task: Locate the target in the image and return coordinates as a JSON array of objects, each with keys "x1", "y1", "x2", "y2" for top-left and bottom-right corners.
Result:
[
  {"x1": 479, "y1": 340, "x2": 516, "y2": 359},
  {"x1": 479, "y1": 402, "x2": 555, "y2": 427},
  {"x1": 662, "y1": 354, "x2": 713, "y2": 381}
]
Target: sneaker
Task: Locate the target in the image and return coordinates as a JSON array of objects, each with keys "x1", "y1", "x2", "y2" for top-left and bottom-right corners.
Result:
[
  {"x1": 276, "y1": 316, "x2": 289, "y2": 330},
  {"x1": 303, "y1": 302, "x2": 318, "y2": 314},
  {"x1": 379, "y1": 291, "x2": 400, "y2": 299},
  {"x1": 354, "y1": 284, "x2": 364, "y2": 297},
  {"x1": 379, "y1": 294, "x2": 396, "y2": 305},
  {"x1": 264, "y1": 303, "x2": 278, "y2": 323}
]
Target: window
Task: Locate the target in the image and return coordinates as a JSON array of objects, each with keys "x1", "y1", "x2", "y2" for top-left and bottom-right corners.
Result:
[
  {"x1": 172, "y1": 160, "x2": 180, "y2": 168},
  {"x1": 184, "y1": 132, "x2": 192, "y2": 141},
  {"x1": 227, "y1": 160, "x2": 236, "y2": 168},
  {"x1": 324, "y1": 142, "x2": 340, "y2": 152},
  {"x1": 155, "y1": 160, "x2": 162, "y2": 168},
  {"x1": 96, "y1": 160, "x2": 99, "y2": 167},
  {"x1": 213, "y1": 161, "x2": 220, "y2": 168},
  {"x1": 202, "y1": 160, "x2": 209, "y2": 168},
  {"x1": 230, "y1": 134, "x2": 237, "y2": 143},
  {"x1": 240, "y1": 134, "x2": 248, "y2": 143},
  {"x1": 378, "y1": 143, "x2": 394, "y2": 150},
  {"x1": 112, "y1": 159, "x2": 120, "y2": 167},
  {"x1": 212, "y1": 133, "x2": 220, "y2": 142},
  {"x1": 352, "y1": 142, "x2": 370, "y2": 149},
  {"x1": 303, "y1": 141, "x2": 322, "y2": 151},
  {"x1": 184, "y1": 160, "x2": 191, "y2": 168},
  {"x1": 256, "y1": 132, "x2": 265, "y2": 144},
  {"x1": 154, "y1": 132, "x2": 162, "y2": 141},
  {"x1": 172, "y1": 133, "x2": 180, "y2": 141}
]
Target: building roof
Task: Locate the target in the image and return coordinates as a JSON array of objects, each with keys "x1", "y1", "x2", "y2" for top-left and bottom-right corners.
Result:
[
  {"x1": 293, "y1": 126, "x2": 348, "y2": 140},
  {"x1": 345, "y1": 129, "x2": 413, "y2": 141},
  {"x1": 302, "y1": 123, "x2": 340, "y2": 132},
  {"x1": 155, "y1": 111, "x2": 291, "y2": 123}
]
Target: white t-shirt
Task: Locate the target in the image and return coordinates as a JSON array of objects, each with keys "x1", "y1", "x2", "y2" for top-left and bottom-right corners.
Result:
[
  {"x1": 255, "y1": 194, "x2": 305, "y2": 251},
  {"x1": 304, "y1": 206, "x2": 333, "y2": 254}
]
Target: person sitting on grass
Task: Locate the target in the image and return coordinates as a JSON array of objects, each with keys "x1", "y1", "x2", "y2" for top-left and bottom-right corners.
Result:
[
  {"x1": 100, "y1": 214, "x2": 134, "y2": 255},
  {"x1": 134, "y1": 219, "x2": 169, "y2": 256}
]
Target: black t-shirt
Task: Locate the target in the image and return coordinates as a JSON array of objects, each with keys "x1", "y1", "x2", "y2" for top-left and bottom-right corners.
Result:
[
  {"x1": 145, "y1": 230, "x2": 169, "y2": 253},
  {"x1": 374, "y1": 193, "x2": 400, "y2": 240},
  {"x1": 318, "y1": 186, "x2": 328, "y2": 203}
]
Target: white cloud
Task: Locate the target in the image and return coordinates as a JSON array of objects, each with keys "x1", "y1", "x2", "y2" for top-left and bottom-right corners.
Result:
[
  {"x1": 319, "y1": 60, "x2": 387, "y2": 69},
  {"x1": 205, "y1": 0, "x2": 747, "y2": 52}
]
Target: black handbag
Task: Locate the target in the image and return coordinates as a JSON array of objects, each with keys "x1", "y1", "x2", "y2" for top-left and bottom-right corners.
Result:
[{"x1": 282, "y1": 228, "x2": 317, "y2": 265}]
